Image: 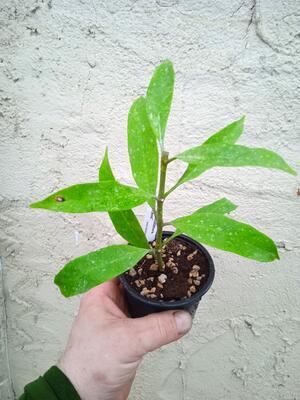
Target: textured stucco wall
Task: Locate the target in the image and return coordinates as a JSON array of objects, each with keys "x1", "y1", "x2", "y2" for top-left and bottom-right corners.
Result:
[
  {"x1": 1, "y1": 0, "x2": 300, "y2": 399},
  {"x1": 0, "y1": 259, "x2": 14, "y2": 399}
]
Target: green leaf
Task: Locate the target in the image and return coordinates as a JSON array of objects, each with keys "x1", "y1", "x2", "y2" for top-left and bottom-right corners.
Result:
[
  {"x1": 165, "y1": 199, "x2": 237, "y2": 247},
  {"x1": 172, "y1": 163, "x2": 207, "y2": 188},
  {"x1": 146, "y1": 60, "x2": 174, "y2": 143},
  {"x1": 176, "y1": 144, "x2": 296, "y2": 181},
  {"x1": 99, "y1": 147, "x2": 115, "y2": 181},
  {"x1": 128, "y1": 97, "x2": 159, "y2": 207},
  {"x1": 174, "y1": 117, "x2": 296, "y2": 188},
  {"x1": 175, "y1": 117, "x2": 245, "y2": 186},
  {"x1": 99, "y1": 148, "x2": 149, "y2": 249},
  {"x1": 109, "y1": 210, "x2": 149, "y2": 248},
  {"x1": 193, "y1": 198, "x2": 237, "y2": 215},
  {"x1": 30, "y1": 182, "x2": 148, "y2": 213},
  {"x1": 203, "y1": 116, "x2": 245, "y2": 145},
  {"x1": 55, "y1": 245, "x2": 148, "y2": 297},
  {"x1": 171, "y1": 212, "x2": 279, "y2": 262}
]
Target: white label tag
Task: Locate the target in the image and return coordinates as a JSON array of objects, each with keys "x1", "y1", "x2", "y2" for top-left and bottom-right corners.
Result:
[{"x1": 143, "y1": 204, "x2": 157, "y2": 241}]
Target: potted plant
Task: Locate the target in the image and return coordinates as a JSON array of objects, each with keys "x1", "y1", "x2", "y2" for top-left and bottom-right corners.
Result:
[{"x1": 30, "y1": 60, "x2": 296, "y2": 317}]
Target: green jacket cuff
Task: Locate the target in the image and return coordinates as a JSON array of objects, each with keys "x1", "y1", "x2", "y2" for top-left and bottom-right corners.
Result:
[{"x1": 19, "y1": 366, "x2": 81, "y2": 400}]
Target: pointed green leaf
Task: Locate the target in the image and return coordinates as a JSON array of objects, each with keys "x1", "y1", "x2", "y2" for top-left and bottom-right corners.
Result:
[
  {"x1": 128, "y1": 97, "x2": 159, "y2": 207},
  {"x1": 174, "y1": 118, "x2": 245, "y2": 187},
  {"x1": 176, "y1": 144, "x2": 296, "y2": 182},
  {"x1": 171, "y1": 212, "x2": 279, "y2": 262},
  {"x1": 99, "y1": 148, "x2": 149, "y2": 249},
  {"x1": 172, "y1": 163, "x2": 207, "y2": 188},
  {"x1": 146, "y1": 60, "x2": 174, "y2": 143},
  {"x1": 174, "y1": 116, "x2": 295, "y2": 188},
  {"x1": 109, "y1": 210, "x2": 149, "y2": 249},
  {"x1": 193, "y1": 198, "x2": 238, "y2": 215},
  {"x1": 30, "y1": 182, "x2": 148, "y2": 213},
  {"x1": 99, "y1": 147, "x2": 115, "y2": 181},
  {"x1": 165, "y1": 199, "x2": 237, "y2": 248},
  {"x1": 203, "y1": 116, "x2": 245, "y2": 145},
  {"x1": 55, "y1": 245, "x2": 148, "y2": 297}
]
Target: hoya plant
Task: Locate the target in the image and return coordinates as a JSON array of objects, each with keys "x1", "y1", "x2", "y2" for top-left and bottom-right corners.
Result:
[{"x1": 30, "y1": 60, "x2": 296, "y2": 298}]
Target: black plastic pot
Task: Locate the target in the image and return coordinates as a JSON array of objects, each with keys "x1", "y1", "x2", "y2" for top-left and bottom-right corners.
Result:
[{"x1": 119, "y1": 231, "x2": 215, "y2": 318}]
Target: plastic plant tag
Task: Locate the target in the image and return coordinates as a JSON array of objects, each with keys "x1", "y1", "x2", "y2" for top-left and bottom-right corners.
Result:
[{"x1": 142, "y1": 204, "x2": 157, "y2": 241}]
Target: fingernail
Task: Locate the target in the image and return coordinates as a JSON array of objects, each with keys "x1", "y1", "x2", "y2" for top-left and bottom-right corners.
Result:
[{"x1": 174, "y1": 311, "x2": 192, "y2": 334}]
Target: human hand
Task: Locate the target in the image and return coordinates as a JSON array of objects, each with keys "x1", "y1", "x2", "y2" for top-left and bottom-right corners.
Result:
[{"x1": 57, "y1": 278, "x2": 192, "y2": 400}]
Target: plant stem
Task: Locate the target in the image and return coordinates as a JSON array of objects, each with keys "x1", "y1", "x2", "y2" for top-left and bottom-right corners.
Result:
[
  {"x1": 154, "y1": 150, "x2": 169, "y2": 271},
  {"x1": 167, "y1": 156, "x2": 176, "y2": 164},
  {"x1": 164, "y1": 183, "x2": 178, "y2": 198}
]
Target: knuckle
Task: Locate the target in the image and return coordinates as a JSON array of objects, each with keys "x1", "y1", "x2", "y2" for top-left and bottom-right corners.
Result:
[{"x1": 154, "y1": 315, "x2": 170, "y2": 342}]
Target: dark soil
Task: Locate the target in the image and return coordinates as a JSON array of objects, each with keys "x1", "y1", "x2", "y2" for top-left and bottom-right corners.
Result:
[{"x1": 124, "y1": 238, "x2": 209, "y2": 302}]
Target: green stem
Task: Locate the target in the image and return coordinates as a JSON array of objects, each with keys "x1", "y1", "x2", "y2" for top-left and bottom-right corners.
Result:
[
  {"x1": 151, "y1": 205, "x2": 158, "y2": 221},
  {"x1": 164, "y1": 183, "x2": 178, "y2": 198},
  {"x1": 167, "y1": 156, "x2": 176, "y2": 164},
  {"x1": 154, "y1": 151, "x2": 169, "y2": 271}
]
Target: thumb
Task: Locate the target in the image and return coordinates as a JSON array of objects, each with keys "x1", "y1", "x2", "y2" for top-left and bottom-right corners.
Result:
[{"x1": 130, "y1": 310, "x2": 192, "y2": 355}]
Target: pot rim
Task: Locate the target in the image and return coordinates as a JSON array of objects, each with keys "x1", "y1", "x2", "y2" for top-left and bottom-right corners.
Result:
[{"x1": 119, "y1": 231, "x2": 215, "y2": 309}]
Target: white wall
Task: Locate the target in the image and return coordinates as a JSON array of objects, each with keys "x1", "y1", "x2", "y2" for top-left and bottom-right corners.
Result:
[
  {"x1": 1, "y1": 0, "x2": 299, "y2": 399},
  {"x1": 0, "y1": 259, "x2": 13, "y2": 399}
]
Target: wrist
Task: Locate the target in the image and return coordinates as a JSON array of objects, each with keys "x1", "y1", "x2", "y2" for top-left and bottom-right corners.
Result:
[
  {"x1": 57, "y1": 356, "x2": 89, "y2": 399},
  {"x1": 57, "y1": 354, "x2": 120, "y2": 400}
]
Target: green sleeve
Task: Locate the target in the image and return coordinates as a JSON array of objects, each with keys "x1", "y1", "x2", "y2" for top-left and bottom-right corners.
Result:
[{"x1": 19, "y1": 366, "x2": 81, "y2": 400}]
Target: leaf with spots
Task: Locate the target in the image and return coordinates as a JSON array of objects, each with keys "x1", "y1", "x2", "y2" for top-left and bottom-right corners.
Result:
[
  {"x1": 146, "y1": 60, "x2": 174, "y2": 144},
  {"x1": 99, "y1": 147, "x2": 115, "y2": 182},
  {"x1": 98, "y1": 149, "x2": 149, "y2": 249},
  {"x1": 173, "y1": 116, "x2": 296, "y2": 187},
  {"x1": 167, "y1": 198, "x2": 238, "y2": 242},
  {"x1": 192, "y1": 198, "x2": 238, "y2": 215},
  {"x1": 30, "y1": 182, "x2": 148, "y2": 213},
  {"x1": 108, "y1": 210, "x2": 149, "y2": 248},
  {"x1": 172, "y1": 116, "x2": 246, "y2": 188},
  {"x1": 203, "y1": 116, "x2": 245, "y2": 146},
  {"x1": 175, "y1": 144, "x2": 296, "y2": 186},
  {"x1": 170, "y1": 162, "x2": 207, "y2": 190},
  {"x1": 171, "y1": 212, "x2": 279, "y2": 262},
  {"x1": 54, "y1": 245, "x2": 149, "y2": 297},
  {"x1": 128, "y1": 97, "x2": 159, "y2": 207}
]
